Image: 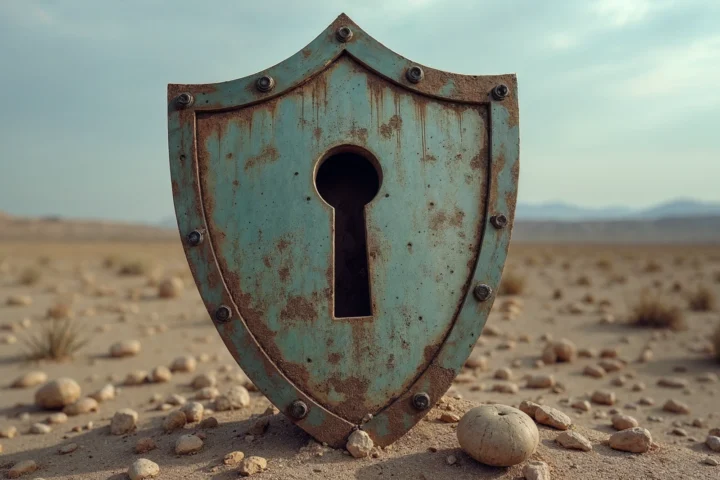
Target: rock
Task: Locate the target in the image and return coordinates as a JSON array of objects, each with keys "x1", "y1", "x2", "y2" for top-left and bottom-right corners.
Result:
[
  {"x1": 30, "y1": 423, "x2": 52, "y2": 434},
  {"x1": 639, "y1": 396, "x2": 655, "y2": 406},
  {"x1": 494, "y1": 367, "x2": 513, "y2": 380},
  {"x1": 191, "y1": 373, "x2": 216, "y2": 389},
  {"x1": 199, "y1": 416, "x2": 219, "y2": 429},
  {"x1": 158, "y1": 276, "x2": 184, "y2": 298},
  {"x1": 63, "y1": 397, "x2": 99, "y2": 416},
  {"x1": 578, "y1": 348, "x2": 596, "y2": 358},
  {"x1": 171, "y1": 355, "x2": 197, "y2": 373},
  {"x1": 181, "y1": 402, "x2": 204, "y2": 423},
  {"x1": 11, "y1": 371, "x2": 48, "y2": 388},
  {"x1": 35, "y1": 378, "x2": 82, "y2": 409},
  {"x1": 6, "y1": 294, "x2": 32, "y2": 306},
  {"x1": 519, "y1": 400, "x2": 541, "y2": 418},
  {"x1": 214, "y1": 396, "x2": 231, "y2": 411},
  {"x1": 657, "y1": 377, "x2": 688, "y2": 389},
  {"x1": 535, "y1": 406, "x2": 572, "y2": 430},
  {"x1": 163, "y1": 410, "x2": 187, "y2": 432},
  {"x1": 135, "y1": 437, "x2": 157, "y2": 454},
  {"x1": 583, "y1": 365, "x2": 606, "y2": 378},
  {"x1": 526, "y1": 374, "x2": 555, "y2": 388},
  {"x1": 663, "y1": 399, "x2": 691, "y2": 414},
  {"x1": 637, "y1": 348, "x2": 653, "y2": 363},
  {"x1": 150, "y1": 366, "x2": 172, "y2": 383},
  {"x1": 175, "y1": 434, "x2": 203, "y2": 455},
  {"x1": 552, "y1": 338, "x2": 577, "y2": 362},
  {"x1": 457, "y1": 404, "x2": 538, "y2": 466},
  {"x1": 612, "y1": 414, "x2": 639, "y2": 430},
  {"x1": 239, "y1": 456, "x2": 268, "y2": 476},
  {"x1": 226, "y1": 385, "x2": 250, "y2": 408},
  {"x1": 671, "y1": 427, "x2": 687, "y2": 436},
  {"x1": 556, "y1": 430, "x2": 592, "y2": 451},
  {"x1": 124, "y1": 370, "x2": 148, "y2": 386},
  {"x1": 523, "y1": 460, "x2": 550, "y2": 480},
  {"x1": 110, "y1": 340, "x2": 141, "y2": 357},
  {"x1": 598, "y1": 359, "x2": 624, "y2": 372},
  {"x1": 110, "y1": 408, "x2": 138, "y2": 435},
  {"x1": 709, "y1": 428, "x2": 720, "y2": 437},
  {"x1": 706, "y1": 435, "x2": 720, "y2": 452},
  {"x1": 7, "y1": 460, "x2": 38, "y2": 478},
  {"x1": 571, "y1": 400, "x2": 591, "y2": 412},
  {"x1": 591, "y1": 390, "x2": 615, "y2": 406},
  {"x1": 704, "y1": 457, "x2": 720, "y2": 466},
  {"x1": 346, "y1": 429, "x2": 374, "y2": 458},
  {"x1": 609, "y1": 427, "x2": 652, "y2": 453},
  {"x1": 224, "y1": 451, "x2": 246, "y2": 466},
  {"x1": 465, "y1": 352, "x2": 490, "y2": 370},
  {"x1": 58, "y1": 442, "x2": 78, "y2": 454},
  {"x1": 0, "y1": 425, "x2": 18, "y2": 438},
  {"x1": 128, "y1": 458, "x2": 160, "y2": 480},
  {"x1": 631, "y1": 382, "x2": 646, "y2": 392},
  {"x1": 492, "y1": 383, "x2": 519, "y2": 394},
  {"x1": 47, "y1": 412, "x2": 68, "y2": 424},
  {"x1": 439, "y1": 412, "x2": 461, "y2": 423},
  {"x1": 194, "y1": 387, "x2": 219, "y2": 400},
  {"x1": 697, "y1": 372, "x2": 719, "y2": 383},
  {"x1": 89, "y1": 384, "x2": 115, "y2": 402}
]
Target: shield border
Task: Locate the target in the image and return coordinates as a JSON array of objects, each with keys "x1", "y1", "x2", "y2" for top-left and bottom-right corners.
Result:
[{"x1": 167, "y1": 13, "x2": 519, "y2": 447}]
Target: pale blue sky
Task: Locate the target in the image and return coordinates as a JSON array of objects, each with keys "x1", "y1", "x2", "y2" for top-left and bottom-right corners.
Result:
[{"x1": 1, "y1": 0, "x2": 719, "y2": 223}]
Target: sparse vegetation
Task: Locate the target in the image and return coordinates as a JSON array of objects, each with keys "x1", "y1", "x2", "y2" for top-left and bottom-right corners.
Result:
[
  {"x1": 118, "y1": 259, "x2": 152, "y2": 276},
  {"x1": 576, "y1": 275, "x2": 591, "y2": 286},
  {"x1": 687, "y1": 286, "x2": 716, "y2": 312},
  {"x1": 22, "y1": 318, "x2": 88, "y2": 362},
  {"x1": 628, "y1": 294, "x2": 686, "y2": 331},
  {"x1": 498, "y1": 270, "x2": 525, "y2": 296},
  {"x1": 643, "y1": 260, "x2": 662, "y2": 273},
  {"x1": 596, "y1": 258, "x2": 613, "y2": 270},
  {"x1": 18, "y1": 267, "x2": 42, "y2": 285}
]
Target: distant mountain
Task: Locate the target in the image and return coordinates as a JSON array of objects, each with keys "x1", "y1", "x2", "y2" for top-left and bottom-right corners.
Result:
[{"x1": 515, "y1": 198, "x2": 720, "y2": 221}]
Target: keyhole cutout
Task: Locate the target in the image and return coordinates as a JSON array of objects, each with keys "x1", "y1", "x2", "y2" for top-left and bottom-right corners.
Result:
[{"x1": 316, "y1": 149, "x2": 381, "y2": 318}]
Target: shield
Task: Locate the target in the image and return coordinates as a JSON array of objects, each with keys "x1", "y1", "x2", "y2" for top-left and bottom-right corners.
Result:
[{"x1": 167, "y1": 13, "x2": 519, "y2": 447}]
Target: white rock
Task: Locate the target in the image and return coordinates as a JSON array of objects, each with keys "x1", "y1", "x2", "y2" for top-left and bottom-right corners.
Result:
[
  {"x1": 612, "y1": 414, "x2": 639, "y2": 431},
  {"x1": 128, "y1": 458, "x2": 160, "y2": 480},
  {"x1": 523, "y1": 460, "x2": 550, "y2": 480},
  {"x1": 556, "y1": 430, "x2": 592, "y2": 451},
  {"x1": 124, "y1": 370, "x2": 148, "y2": 386},
  {"x1": 175, "y1": 434, "x2": 203, "y2": 455},
  {"x1": 35, "y1": 378, "x2": 82, "y2": 409},
  {"x1": 11, "y1": 371, "x2": 48, "y2": 388},
  {"x1": 609, "y1": 427, "x2": 652, "y2": 453},
  {"x1": 346, "y1": 430, "x2": 374, "y2": 459},
  {"x1": 163, "y1": 410, "x2": 187, "y2": 432},
  {"x1": 180, "y1": 402, "x2": 204, "y2": 423},
  {"x1": 63, "y1": 397, "x2": 99, "y2": 416},
  {"x1": 110, "y1": 408, "x2": 138, "y2": 435},
  {"x1": 150, "y1": 366, "x2": 172, "y2": 383},
  {"x1": 30, "y1": 423, "x2": 52, "y2": 434},
  {"x1": 89, "y1": 384, "x2": 115, "y2": 402},
  {"x1": 706, "y1": 435, "x2": 720, "y2": 452},
  {"x1": 535, "y1": 406, "x2": 572, "y2": 430},
  {"x1": 191, "y1": 373, "x2": 216, "y2": 390},
  {"x1": 171, "y1": 355, "x2": 197, "y2": 373},
  {"x1": 7, "y1": 460, "x2": 38, "y2": 478},
  {"x1": 109, "y1": 340, "x2": 141, "y2": 358},
  {"x1": 226, "y1": 385, "x2": 250, "y2": 408},
  {"x1": 238, "y1": 456, "x2": 268, "y2": 476}
]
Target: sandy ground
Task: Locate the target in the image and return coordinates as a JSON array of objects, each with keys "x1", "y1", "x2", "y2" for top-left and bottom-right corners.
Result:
[{"x1": 1, "y1": 241, "x2": 719, "y2": 479}]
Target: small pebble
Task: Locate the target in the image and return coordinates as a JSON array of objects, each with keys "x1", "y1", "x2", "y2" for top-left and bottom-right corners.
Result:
[
  {"x1": 128, "y1": 458, "x2": 160, "y2": 480},
  {"x1": 609, "y1": 427, "x2": 652, "y2": 453},
  {"x1": 239, "y1": 456, "x2": 268, "y2": 476},
  {"x1": 175, "y1": 434, "x2": 203, "y2": 455}
]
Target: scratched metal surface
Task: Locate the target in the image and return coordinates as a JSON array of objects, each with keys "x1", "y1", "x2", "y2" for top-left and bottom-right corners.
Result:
[{"x1": 167, "y1": 13, "x2": 519, "y2": 447}]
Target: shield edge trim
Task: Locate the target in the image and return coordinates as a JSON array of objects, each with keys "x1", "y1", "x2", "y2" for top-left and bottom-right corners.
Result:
[{"x1": 167, "y1": 13, "x2": 519, "y2": 447}]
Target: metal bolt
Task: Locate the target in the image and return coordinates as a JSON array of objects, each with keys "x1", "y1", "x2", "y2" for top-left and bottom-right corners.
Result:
[
  {"x1": 473, "y1": 284, "x2": 493, "y2": 302},
  {"x1": 406, "y1": 66, "x2": 424, "y2": 84},
  {"x1": 186, "y1": 230, "x2": 203, "y2": 247},
  {"x1": 336, "y1": 26, "x2": 353, "y2": 42},
  {"x1": 288, "y1": 400, "x2": 308, "y2": 419},
  {"x1": 490, "y1": 214, "x2": 508, "y2": 229},
  {"x1": 491, "y1": 84, "x2": 509, "y2": 101},
  {"x1": 256, "y1": 76, "x2": 275, "y2": 93},
  {"x1": 214, "y1": 305, "x2": 232, "y2": 323},
  {"x1": 412, "y1": 392, "x2": 431, "y2": 411},
  {"x1": 176, "y1": 92, "x2": 194, "y2": 108}
]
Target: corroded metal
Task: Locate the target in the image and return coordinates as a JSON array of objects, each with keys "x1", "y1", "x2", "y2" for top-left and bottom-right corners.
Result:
[
  {"x1": 412, "y1": 392, "x2": 431, "y2": 410},
  {"x1": 473, "y1": 284, "x2": 492, "y2": 302},
  {"x1": 255, "y1": 75, "x2": 275, "y2": 92},
  {"x1": 405, "y1": 65, "x2": 424, "y2": 83},
  {"x1": 214, "y1": 305, "x2": 232, "y2": 323},
  {"x1": 167, "y1": 12, "x2": 519, "y2": 448},
  {"x1": 289, "y1": 400, "x2": 309, "y2": 419},
  {"x1": 492, "y1": 84, "x2": 509, "y2": 101},
  {"x1": 336, "y1": 26, "x2": 353, "y2": 43},
  {"x1": 491, "y1": 214, "x2": 508, "y2": 229},
  {"x1": 176, "y1": 92, "x2": 194, "y2": 108},
  {"x1": 186, "y1": 230, "x2": 204, "y2": 247}
]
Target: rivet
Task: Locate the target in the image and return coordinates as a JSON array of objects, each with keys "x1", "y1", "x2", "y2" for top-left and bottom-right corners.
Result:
[
  {"x1": 491, "y1": 84, "x2": 509, "y2": 101},
  {"x1": 186, "y1": 230, "x2": 203, "y2": 247},
  {"x1": 255, "y1": 75, "x2": 275, "y2": 93},
  {"x1": 214, "y1": 305, "x2": 232, "y2": 323},
  {"x1": 473, "y1": 284, "x2": 492, "y2": 302},
  {"x1": 490, "y1": 214, "x2": 508, "y2": 229},
  {"x1": 412, "y1": 392, "x2": 431, "y2": 411},
  {"x1": 176, "y1": 92, "x2": 194, "y2": 108},
  {"x1": 336, "y1": 26, "x2": 353, "y2": 43},
  {"x1": 288, "y1": 400, "x2": 308, "y2": 419},
  {"x1": 406, "y1": 66, "x2": 424, "y2": 84}
]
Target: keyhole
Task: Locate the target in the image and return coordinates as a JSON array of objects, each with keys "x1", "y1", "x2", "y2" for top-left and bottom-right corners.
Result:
[{"x1": 316, "y1": 148, "x2": 381, "y2": 318}]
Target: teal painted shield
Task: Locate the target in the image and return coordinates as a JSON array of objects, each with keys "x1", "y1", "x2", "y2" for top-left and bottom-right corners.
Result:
[{"x1": 167, "y1": 13, "x2": 519, "y2": 447}]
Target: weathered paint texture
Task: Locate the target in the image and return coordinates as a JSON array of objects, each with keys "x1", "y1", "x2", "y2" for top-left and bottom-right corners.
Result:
[{"x1": 167, "y1": 13, "x2": 519, "y2": 448}]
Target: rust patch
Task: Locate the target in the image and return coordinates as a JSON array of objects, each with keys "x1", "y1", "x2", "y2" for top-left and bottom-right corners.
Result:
[
  {"x1": 349, "y1": 125, "x2": 369, "y2": 143},
  {"x1": 328, "y1": 352, "x2": 342, "y2": 365},
  {"x1": 313, "y1": 127, "x2": 323, "y2": 142},
  {"x1": 379, "y1": 114, "x2": 402, "y2": 139},
  {"x1": 262, "y1": 256, "x2": 271, "y2": 268},
  {"x1": 324, "y1": 375, "x2": 370, "y2": 424},
  {"x1": 450, "y1": 208, "x2": 465, "y2": 228},
  {"x1": 421, "y1": 154, "x2": 437, "y2": 163},
  {"x1": 245, "y1": 145, "x2": 279, "y2": 171},
  {"x1": 171, "y1": 181, "x2": 180, "y2": 196},
  {"x1": 302, "y1": 48, "x2": 312, "y2": 58},
  {"x1": 470, "y1": 153, "x2": 483, "y2": 171},
  {"x1": 276, "y1": 238, "x2": 291, "y2": 252},
  {"x1": 429, "y1": 211, "x2": 447, "y2": 231},
  {"x1": 280, "y1": 296, "x2": 318, "y2": 322},
  {"x1": 278, "y1": 267, "x2": 290, "y2": 283},
  {"x1": 232, "y1": 179, "x2": 239, "y2": 187}
]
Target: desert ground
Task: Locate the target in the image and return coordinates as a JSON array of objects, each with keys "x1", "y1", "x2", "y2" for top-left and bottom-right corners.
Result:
[{"x1": 1, "y1": 220, "x2": 720, "y2": 479}]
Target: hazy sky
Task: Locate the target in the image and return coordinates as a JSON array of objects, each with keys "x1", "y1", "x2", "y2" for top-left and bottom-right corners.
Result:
[{"x1": 1, "y1": 0, "x2": 719, "y2": 223}]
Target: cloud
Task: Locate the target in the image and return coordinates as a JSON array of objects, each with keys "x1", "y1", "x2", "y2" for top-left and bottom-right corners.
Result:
[
  {"x1": 590, "y1": 0, "x2": 657, "y2": 27},
  {"x1": 1, "y1": 2, "x2": 54, "y2": 26},
  {"x1": 546, "y1": 32, "x2": 576, "y2": 50}
]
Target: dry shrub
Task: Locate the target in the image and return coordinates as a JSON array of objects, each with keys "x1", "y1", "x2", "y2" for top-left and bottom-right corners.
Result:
[
  {"x1": 596, "y1": 258, "x2": 613, "y2": 270},
  {"x1": 643, "y1": 260, "x2": 662, "y2": 273},
  {"x1": 687, "y1": 286, "x2": 716, "y2": 312},
  {"x1": 628, "y1": 294, "x2": 686, "y2": 331},
  {"x1": 498, "y1": 271, "x2": 525, "y2": 296},
  {"x1": 576, "y1": 275, "x2": 591, "y2": 286},
  {"x1": 18, "y1": 267, "x2": 41, "y2": 286},
  {"x1": 102, "y1": 254, "x2": 122, "y2": 269},
  {"x1": 46, "y1": 302, "x2": 73, "y2": 320},
  {"x1": 524, "y1": 256, "x2": 538, "y2": 267},
  {"x1": 36, "y1": 255, "x2": 52, "y2": 266},
  {"x1": 22, "y1": 318, "x2": 88, "y2": 362},
  {"x1": 118, "y1": 259, "x2": 151, "y2": 276}
]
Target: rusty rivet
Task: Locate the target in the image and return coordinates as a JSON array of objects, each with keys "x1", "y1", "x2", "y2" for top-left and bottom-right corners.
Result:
[
  {"x1": 176, "y1": 92, "x2": 194, "y2": 108},
  {"x1": 473, "y1": 284, "x2": 492, "y2": 302},
  {"x1": 255, "y1": 75, "x2": 275, "y2": 93},
  {"x1": 336, "y1": 26, "x2": 353, "y2": 42},
  {"x1": 214, "y1": 305, "x2": 232, "y2": 323},
  {"x1": 412, "y1": 392, "x2": 431, "y2": 411},
  {"x1": 186, "y1": 230, "x2": 203, "y2": 247},
  {"x1": 406, "y1": 66, "x2": 424, "y2": 84},
  {"x1": 288, "y1": 400, "x2": 308, "y2": 419},
  {"x1": 490, "y1": 214, "x2": 508, "y2": 229},
  {"x1": 491, "y1": 84, "x2": 509, "y2": 101}
]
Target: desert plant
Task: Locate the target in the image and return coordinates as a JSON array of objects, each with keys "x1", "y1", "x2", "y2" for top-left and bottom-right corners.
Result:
[
  {"x1": 118, "y1": 259, "x2": 151, "y2": 276},
  {"x1": 576, "y1": 275, "x2": 591, "y2": 286},
  {"x1": 687, "y1": 286, "x2": 716, "y2": 312},
  {"x1": 628, "y1": 294, "x2": 686, "y2": 331},
  {"x1": 18, "y1": 267, "x2": 41, "y2": 286},
  {"x1": 498, "y1": 270, "x2": 525, "y2": 296},
  {"x1": 22, "y1": 318, "x2": 88, "y2": 362},
  {"x1": 596, "y1": 258, "x2": 613, "y2": 270},
  {"x1": 643, "y1": 260, "x2": 662, "y2": 273}
]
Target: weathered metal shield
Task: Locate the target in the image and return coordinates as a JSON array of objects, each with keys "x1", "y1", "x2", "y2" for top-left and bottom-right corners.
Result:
[{"x1": 167, "y1": 13, "x2": 519, "y2": 447}]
